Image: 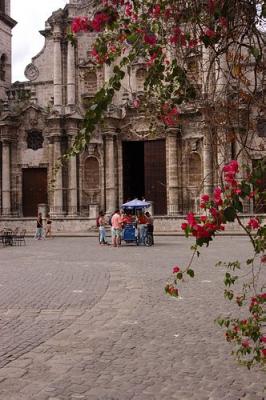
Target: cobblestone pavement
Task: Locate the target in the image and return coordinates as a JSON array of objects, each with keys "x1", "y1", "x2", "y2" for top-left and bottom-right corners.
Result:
[{"x1": 0, "y1": 237, "x2": 265, "y2": 400}]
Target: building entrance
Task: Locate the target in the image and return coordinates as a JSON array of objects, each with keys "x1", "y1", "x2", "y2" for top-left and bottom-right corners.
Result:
[
  {"x1": 22, "y1": 168, "x2": 48, "y2": 217},
  {"x1": 122, "y1": 139, "x2": 167, "y2": 215}
]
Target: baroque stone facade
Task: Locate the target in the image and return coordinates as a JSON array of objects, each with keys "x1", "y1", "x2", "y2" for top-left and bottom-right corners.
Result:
[{"x1": 0, "y1": 0, "x2": 265, "y2": 219}]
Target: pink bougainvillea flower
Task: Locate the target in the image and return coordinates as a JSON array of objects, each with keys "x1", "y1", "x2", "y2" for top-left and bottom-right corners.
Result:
[
  {"x1": 146, "y1": 52, "x2": 158, "y2": 66},
  {"x1": 208, "y1": 0, "x2": 216, "y2": 14},
  {"x1": 260, "y1": 336, "x2": 266, "y2": 343},
  {"x1": 71, "y1": 16, "x2": 89, "y2": 33},
  {"x1": 133, "y1": 98, "x2": 140, "y2": 108},
  {"x1": 242, "y1": 340, "x2": 250, "y2": 348},
  {"x1": 201, "y1": 194, "x2": 210, "y2": 202},
  {"x1": 247, "y1": 217, "x2": 260, "y2": 230},
  {"x1": 181, "y1": 222, "x2": 188, "y2": 230},
  {"x1": 173, "y1": 266, "x2": 180, "y2": 273},
  {"x1": 219, "y1": 16, "x2": 228, "y2": 28},
  {"x1": 187, "y1": 212, "x2": 196, "y2": 226},
  {"x1": 223, "y1": 160, "x2": 239, "y2": 174},
  {"x1": 152, "y1": 4, "x2": 161, "y2": 17},
  {"x1": 91, "y1": 12, "x2": 110, "y2": 32},
  {"x1": 261, "y1": 349, "x2": 266, "y2": 357},
  {"x1": 213, "y1": 187, "x2": 223, "y2": 206},
  {"x1": 144, "y1": 33, "x2": 157, "y2": 45},
  {"x1": 204, "y1": 28, "x2": 216, "y2": 38},
  {"x1": 261, "y1": 254, "x2": 266, "y2": 263}
]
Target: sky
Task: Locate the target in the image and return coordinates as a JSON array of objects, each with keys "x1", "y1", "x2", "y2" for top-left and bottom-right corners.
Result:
[{"x1": 11, "y1": 0, "x2": 68, "y2": 82}]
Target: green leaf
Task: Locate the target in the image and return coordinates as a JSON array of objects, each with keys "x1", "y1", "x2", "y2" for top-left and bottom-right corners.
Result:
[
  {"x1": 233, "y1": 198, "x2": 243, "y2": 213},
  {"x1": 187, "y1": 269, "x2": 195, "y2": 278},
  {"x1": 250, "y1": 47, "x2": 261, "y2": 61},
  {"x1": 176, "y1": 272, "x2": 183, "y2": 280},
  {"x1": 223, "y1": 206, "x2": 236, "y2": 222}
]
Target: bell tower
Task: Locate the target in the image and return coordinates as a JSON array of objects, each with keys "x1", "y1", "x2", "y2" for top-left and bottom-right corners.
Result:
[{"x1": 0, "y1": 0, "x2": 16, "y2": 100}]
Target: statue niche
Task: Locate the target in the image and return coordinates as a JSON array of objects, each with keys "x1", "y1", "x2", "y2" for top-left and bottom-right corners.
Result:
[{"x1": 83, "y1": 156, "x2": 100, "y2": 205}]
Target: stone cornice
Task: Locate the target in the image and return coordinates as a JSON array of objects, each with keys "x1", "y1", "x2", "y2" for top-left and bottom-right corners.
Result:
[{"x1": 0, "y1": 12, "x2": 17, "y2": 29}]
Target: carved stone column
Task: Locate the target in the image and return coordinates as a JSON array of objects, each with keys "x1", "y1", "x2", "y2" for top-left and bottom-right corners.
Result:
[
  {"x1": 1, "y1": 140, "x2": 11, "y2": 215},
  {"x1": 203, "y1": 132, "x2": 213, "y2": 196},
  {"x1": 68, "y1": 137, "x2": 78, "y2": 216},
  {"x1": 51, "y1": 136, "x2": 63, "y2": 216},
  {"x1": 53, "y1": 25, "x2": 63, "y2": 109},
  {"x1": 67, "y1": 40, "x2": 75, "y2": 107},
  {"x1": 167, "y1": 128, "x2": 179, "y2": 215},
  {"x1": 105, "y1": 133, "x2": 116, "y2": 213},
  {"x1": 202, "y1": 46, "x2": 210, "y2": 96}
]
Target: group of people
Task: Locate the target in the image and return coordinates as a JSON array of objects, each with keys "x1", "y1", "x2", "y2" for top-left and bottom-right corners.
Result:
[
  {"x1": 35, "y1": 213, "x2": 52, "y2": 240},
  {"x1": 97, "y1": 209, "x2": 154, "y2": 247}
]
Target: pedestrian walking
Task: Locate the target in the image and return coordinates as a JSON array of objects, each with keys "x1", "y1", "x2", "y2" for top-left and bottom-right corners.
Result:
[
  {"x1": 45, "y1": 214, "x2": 52, "y2": 238},
  {"x1": 35, "y1": 212, "x2": 44, "y2": 240}
]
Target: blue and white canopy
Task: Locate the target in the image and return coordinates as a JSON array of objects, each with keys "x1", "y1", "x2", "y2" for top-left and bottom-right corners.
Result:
[{"x1": 121, "y1": 198, "x2": 150, "y2": 209}]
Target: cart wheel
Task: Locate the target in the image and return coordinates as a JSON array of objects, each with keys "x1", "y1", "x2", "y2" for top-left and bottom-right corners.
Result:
[{"x1": 145, "y1": 234, "x2": 153, "y2": 247}]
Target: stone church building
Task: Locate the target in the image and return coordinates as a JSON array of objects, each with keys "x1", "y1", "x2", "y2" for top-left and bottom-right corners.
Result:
[{"x1": 0, "y1": 0, "x2": 265, "y2": 230}]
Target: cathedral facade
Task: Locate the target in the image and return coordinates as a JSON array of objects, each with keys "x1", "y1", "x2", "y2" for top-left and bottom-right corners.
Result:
[{"x1": 0, "y1": 0, "x2": 265, "y2": 222}]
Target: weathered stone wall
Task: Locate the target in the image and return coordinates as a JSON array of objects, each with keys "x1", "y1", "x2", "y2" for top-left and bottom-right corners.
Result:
[{"x1": 0, "y1": 19, "x2": 12, "y2": 99}]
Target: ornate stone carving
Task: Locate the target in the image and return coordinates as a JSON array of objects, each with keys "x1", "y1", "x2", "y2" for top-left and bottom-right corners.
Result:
[{"x1": 24, "y1": 64, "x2": 39, "y2": 81}]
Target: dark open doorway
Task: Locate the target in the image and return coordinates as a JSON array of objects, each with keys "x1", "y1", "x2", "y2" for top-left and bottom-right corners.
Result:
[
  {"x1": 22, "y1": 168, "x2": 48, "y2": 217},
  {"x1": 122, "y1": 140, "x2": 167, "y2": 215},
  {"x1": 122, "y1": 141, "x2": 145, "y2": 202}
]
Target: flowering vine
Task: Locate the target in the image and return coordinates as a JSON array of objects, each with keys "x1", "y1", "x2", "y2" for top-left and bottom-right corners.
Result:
[{"x1": 166, "y1": 159, "x2": 266, "y2": 368}]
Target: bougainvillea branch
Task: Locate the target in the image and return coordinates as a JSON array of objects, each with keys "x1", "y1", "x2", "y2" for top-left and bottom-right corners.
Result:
[{"x1": 166, "y1": 159, "x2": 266, "y2": 368}]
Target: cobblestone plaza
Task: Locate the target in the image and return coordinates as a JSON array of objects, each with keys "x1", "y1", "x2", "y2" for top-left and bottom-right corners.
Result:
[{"x1": 0, "y1": 236, "x2": 265, "y2": 400}]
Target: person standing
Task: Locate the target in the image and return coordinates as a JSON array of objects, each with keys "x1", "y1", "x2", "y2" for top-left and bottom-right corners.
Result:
[
  {"x1": 98, "y1": 211, "x2": 107, "y2": 245},
  {"x1": 35, "y1": 212, "x2": 43, "y2": 240},
  {"x1": 136, "y1": 210, "x2": 148, "y2": 245},
  {"x1": 111, "y1": 209, "x2": 122, "y2": 247},
  {"x1": 145, "y1": 211, "x2": 154, "y2": 245},
  {"x1": 45, "y1": 214, "x2": 52, "y2": 238}
]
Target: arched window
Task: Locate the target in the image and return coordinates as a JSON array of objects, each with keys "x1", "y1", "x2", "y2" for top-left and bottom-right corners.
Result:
[
  {"x1": 84, "y1": 157, "x2": 100, "y2": 190},
  {"x1": 188, "y1": 153, "x2": 202, "y2": 186},
  {"x1": 136, "y1": 68, "x2": 147, "y2": 92},
  {"x1": 0, "y1": 54, "x2": 6, "y2": 81},
  {"x1": 0, "y1": 0, "x2": 5, "y2": 14}
]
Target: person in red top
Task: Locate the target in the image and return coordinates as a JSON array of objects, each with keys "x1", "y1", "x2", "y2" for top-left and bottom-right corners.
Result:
[
  {"x1": 121, "y1": 211, "x2": 133, "y2": 225},
  {"x1": 136, "y1": 210, "x2": 148, "y2": 244},
  {"x1": 111, "y1": 209, "x2": 123, "y2": 247}
]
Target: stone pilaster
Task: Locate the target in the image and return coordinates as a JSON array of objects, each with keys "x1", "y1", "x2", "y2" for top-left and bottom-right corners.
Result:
[
  {"x1": 68, "y1": 136, "x2": 78, "y2": 216},
  {"x1": 202, "y1": 46, "x2": 210, "y2": 96},
  {"x1": 1, "y1": 140, "x2": 11, "y2": 215},
  {"x1": 166, "y1": 128, "x2": 179, "y2": 215},
  {"x1": 203, "y1": 132, "x2": 213, "y2": 196},
  {"x1": 53, "y1": 25, "x2": 63, "y2": 109},
  {"x1": 216, "y1": 53, "x2": 227, "y2": 97},
  {"x1": 105, "y1": 132, "x2": 116, "y2": 213},
  {"x1": 51, "y1": 136, "x2": 64, "y2": 216},
  {"x1": 67, "y1": 40, "x2": 76, "y2": 107}
]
